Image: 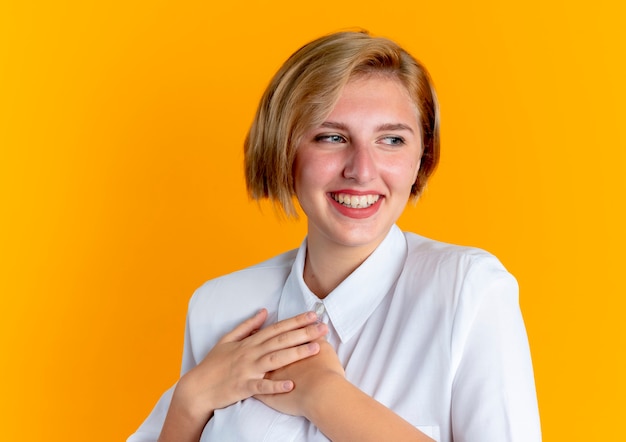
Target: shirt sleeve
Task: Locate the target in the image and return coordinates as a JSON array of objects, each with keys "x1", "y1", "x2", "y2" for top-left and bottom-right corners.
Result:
[
  {"x1": 127, "y1": 294, "x2": 199, "y2": 442},
  {"x1": 450, "y1": 257, "x2": 542, "y2": 442}
]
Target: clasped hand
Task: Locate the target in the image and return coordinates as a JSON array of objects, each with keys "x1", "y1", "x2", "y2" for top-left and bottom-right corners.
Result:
[
  {"x1": 256, "y1": 337, "x2": 346, "y2": 418},
  {"x1": 170, "y1": 309, "x2": 330, "y2": 425}
]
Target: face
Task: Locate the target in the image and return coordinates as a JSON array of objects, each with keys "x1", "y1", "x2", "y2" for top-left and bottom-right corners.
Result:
[{"x1": 294, "y1": 74, "x2": 423, "y2": 256}]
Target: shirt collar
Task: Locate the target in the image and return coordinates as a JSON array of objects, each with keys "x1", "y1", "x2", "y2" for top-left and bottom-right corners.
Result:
[{"x1": 278, "y1": 224, "x2": 407, "y2": 343}]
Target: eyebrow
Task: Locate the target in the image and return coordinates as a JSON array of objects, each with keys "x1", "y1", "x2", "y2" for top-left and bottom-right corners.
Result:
[
  {"x1": 377, "y1": 123, "x2": 415, "y2": 134},
  {"x1": 320, "y1": 121, "x2": 415, "y2": 134}
]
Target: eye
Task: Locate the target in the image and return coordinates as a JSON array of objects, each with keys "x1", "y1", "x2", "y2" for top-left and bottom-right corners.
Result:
[
  {"x1": 314, "y1": 134, "x2": 347, "y2": 144},
  {"x1": 380, "y1": 136, "x2": 405, "y2": 146}
]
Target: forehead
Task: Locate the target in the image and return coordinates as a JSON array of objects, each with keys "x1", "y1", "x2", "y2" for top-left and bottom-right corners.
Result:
[{"x1": 324, "y1": 74, "x2": 419, "y2": 125}]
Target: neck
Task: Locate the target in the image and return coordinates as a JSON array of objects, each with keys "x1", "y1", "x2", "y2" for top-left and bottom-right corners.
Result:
[{"x1": 303, "y1": 232, "x2": 382, "y2": 299}]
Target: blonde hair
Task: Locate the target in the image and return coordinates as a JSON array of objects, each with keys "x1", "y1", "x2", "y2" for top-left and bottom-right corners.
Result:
[{"x1": 244, "y1": 30, "x2": 440, "y2": 216}]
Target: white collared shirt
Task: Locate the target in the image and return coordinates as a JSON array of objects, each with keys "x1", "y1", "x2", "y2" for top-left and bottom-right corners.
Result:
[{"x1": 129, "y1": 225, "x2": 541, "y2": 442}]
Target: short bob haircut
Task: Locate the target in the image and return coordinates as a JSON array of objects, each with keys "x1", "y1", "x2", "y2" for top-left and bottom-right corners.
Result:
[{"x1": 244, "y1": 30, "x2": 440, "y2": 216}]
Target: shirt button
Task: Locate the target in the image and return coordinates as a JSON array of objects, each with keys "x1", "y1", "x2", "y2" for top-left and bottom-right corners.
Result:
[{"x1": 313, "y1": 302, "x2": 325, "y2": 319}]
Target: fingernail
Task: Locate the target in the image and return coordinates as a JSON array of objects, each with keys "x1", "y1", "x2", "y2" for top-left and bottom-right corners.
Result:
[
  {"x1": 283, "y1": 381, "x2": 293, "y2": 391},
  {"x1": 306, "y1": 311, "x2": 316, "y2": 320}
]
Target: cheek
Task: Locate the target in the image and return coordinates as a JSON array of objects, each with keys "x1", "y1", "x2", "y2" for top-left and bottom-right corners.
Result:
[
  {"x1": 412, "y1": 159, "x2": 421, "y2": 182},
  {"x1": 293, "y1": 167, "x2": 310, "y2": 202},
  {"x1": 389, "y1": 158, "x2": 420, "y2": 187},
  {"x1": 292, "y1": 151, "x2": 313, "y2": 192},
  {"x1": 293, "y1": 153, "x2": 324, "y2": 199},
  {"x1": 296, "y1": 152, "x2": 340, "y2": 187}
]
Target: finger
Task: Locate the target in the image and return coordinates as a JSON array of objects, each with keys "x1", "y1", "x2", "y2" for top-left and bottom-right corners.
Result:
[
  {"x1": 220, "y1": 309, "x2": 268, "y2": 343},
  {"x1": 268, "y1": 321, "x2": 328, "y2": 352},
  {"x1": 258, "y1": 340, "x2": 321, "y2": 373},
  {"x1": 251, "y1": 311, "x2": 320, "y2": 344},
  {"x1": 247, "y1": 378, "x2": 294, "y2": 395}
]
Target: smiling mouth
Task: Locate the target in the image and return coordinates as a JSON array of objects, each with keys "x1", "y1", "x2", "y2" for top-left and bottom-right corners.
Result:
[{"x1": 331, "y1": 192, "x2": 381, "y2": 209}]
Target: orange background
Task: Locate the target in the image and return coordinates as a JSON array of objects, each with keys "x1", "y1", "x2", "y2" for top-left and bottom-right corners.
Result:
[{"x1": 1, "y1": 1, "x2": 624, "y2": 440}]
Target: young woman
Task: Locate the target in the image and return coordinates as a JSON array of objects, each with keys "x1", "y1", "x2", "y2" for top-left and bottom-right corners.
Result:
[{"x1": 128, "y1": 31, "x2": 541, "y2": 442}]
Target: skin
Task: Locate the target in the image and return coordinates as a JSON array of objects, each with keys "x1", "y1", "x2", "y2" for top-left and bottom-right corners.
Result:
[
  {"x1": 158, "y1": 75, "x2": 433, "y2": 441},
  {"x1": 258, "y1": 340, "x2": 433, "y2": 441},
  {"x1": 255, "y1": 75, "x2": 433, "y2": 441},
  {"x1": 293, "y1": 74, "x2": 422, "y2": 298},
  {"x1": 158, "y1": 309, "x2": 329, "y2": 441}
]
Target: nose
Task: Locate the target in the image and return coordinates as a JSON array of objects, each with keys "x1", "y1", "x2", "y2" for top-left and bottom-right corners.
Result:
[{"x1": 343, "y1": 143, "x2": 377, "y2": 183}]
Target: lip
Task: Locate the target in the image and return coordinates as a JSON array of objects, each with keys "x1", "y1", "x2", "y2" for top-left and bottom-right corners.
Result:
[
  {"x1": 327, "y1": 191, "x2": 384, "y2": 219},
  {"x1": 331, "y1": 189, "x2": 383, "y2": 196}
]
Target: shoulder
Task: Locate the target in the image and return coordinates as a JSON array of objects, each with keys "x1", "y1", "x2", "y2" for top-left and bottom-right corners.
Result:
[
  {"x1": 182, "y1": 249, "x2": 298, "y2": 361},
  {"x1": 398, "y1": 231, "x2": 518, "y2": 319},
  {"x1": 186, "y1": 248, "x2": 297, "y2": 330},
  {"x1": 189, "y1": 248, "x2": 298, "y2": 312},
  {"x1": 400, "y1": 231, "x2": 523, "y2": 356},
  {"x1": 402, "y1": 231, "x2": 513, "y2": 283}
]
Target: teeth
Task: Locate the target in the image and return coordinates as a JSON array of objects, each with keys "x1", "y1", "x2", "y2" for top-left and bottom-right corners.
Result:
[{"x1": 332, "y1": 193, "x2": 380, "y2": 208}]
